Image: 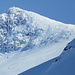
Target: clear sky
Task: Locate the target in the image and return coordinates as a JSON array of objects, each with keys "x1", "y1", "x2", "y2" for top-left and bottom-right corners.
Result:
[{"x1": 0, "y1": 0, "x2": 75, "y2": 24}]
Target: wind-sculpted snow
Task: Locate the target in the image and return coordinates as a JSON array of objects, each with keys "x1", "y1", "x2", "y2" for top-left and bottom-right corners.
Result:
[
  {"x1": 0, "y1": 7, "x2": 75, "y2": 75},
  {"x1": 0, "y1": 7, "x2": 75, "y2": 53}
]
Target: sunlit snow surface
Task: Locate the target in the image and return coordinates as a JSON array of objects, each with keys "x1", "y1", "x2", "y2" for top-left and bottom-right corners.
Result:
[{"x1": 0, "y1": 7, "x2": 75, "y2": 75}]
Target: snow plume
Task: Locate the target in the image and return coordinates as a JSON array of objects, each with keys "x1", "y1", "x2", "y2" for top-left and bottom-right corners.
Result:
[{"x1": 0, "y1": 7, "x2": 75, "y2": 75}]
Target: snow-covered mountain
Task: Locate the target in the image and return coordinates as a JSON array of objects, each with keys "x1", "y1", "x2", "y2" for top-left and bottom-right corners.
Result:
[{"x1": 0, "y1": 7, "x2": 75, "y2": 75}]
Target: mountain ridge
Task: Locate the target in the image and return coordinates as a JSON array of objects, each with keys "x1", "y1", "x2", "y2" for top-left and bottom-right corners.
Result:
[
  {"x1": 0, "y1": 7, "x2": 75, "y2": 75},
  {"x1": 0, "y1": 7, "x2": 75, "y2": 53}
]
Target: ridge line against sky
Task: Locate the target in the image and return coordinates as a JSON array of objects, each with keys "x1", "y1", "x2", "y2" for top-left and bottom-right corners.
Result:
[{"x1": 0, "y1": 0, "x2": 75, "y2": 24}]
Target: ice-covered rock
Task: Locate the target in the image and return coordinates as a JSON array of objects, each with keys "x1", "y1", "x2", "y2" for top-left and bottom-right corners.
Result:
[
  {"x1": 0, "y1": 7, "x2": 75, "y2": 53},
  {"x1": 0, "y1": 7, "x2": 75, "y2": 75}
]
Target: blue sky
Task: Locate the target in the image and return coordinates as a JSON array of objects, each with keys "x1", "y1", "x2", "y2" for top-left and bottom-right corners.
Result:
[{"x1": 0, "y1": 0, "x2": 75, "y2": 24}]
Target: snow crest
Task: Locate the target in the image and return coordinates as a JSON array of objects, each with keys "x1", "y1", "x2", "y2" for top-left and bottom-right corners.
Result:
[
  {"x1": 0, "y1": 7, "x2": 75, "y2": 75},
  {"x1": 0, "y1": 7, "x2": 75, "y2": 53}
]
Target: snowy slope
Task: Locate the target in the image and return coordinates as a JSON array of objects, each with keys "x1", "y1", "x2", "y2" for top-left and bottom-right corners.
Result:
[
  {"x1": 0, "y1": 7, "x2": 75, "y2": 75},
  {"x1": 20, "y1": 39, "x2": 75, "y2": 75},
  {"x1": 45, "y1": 39, "x2": 75, "y2": 75}
]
